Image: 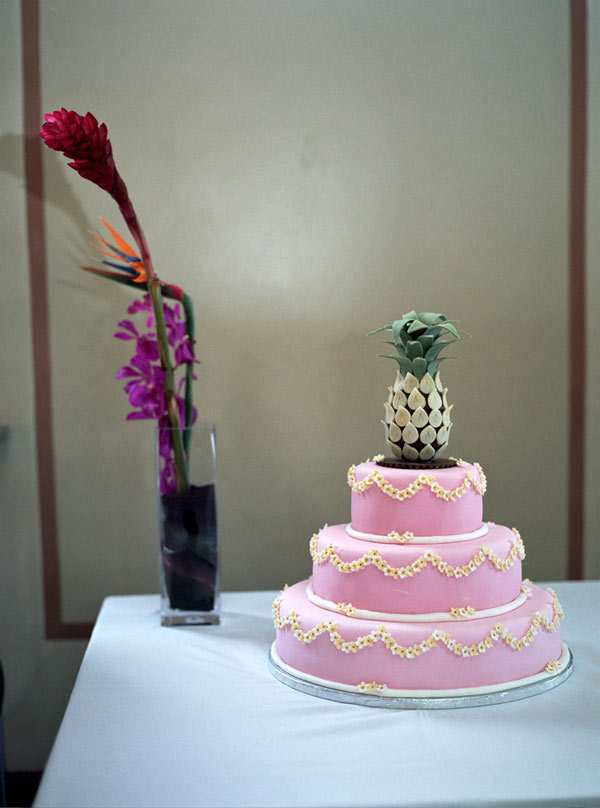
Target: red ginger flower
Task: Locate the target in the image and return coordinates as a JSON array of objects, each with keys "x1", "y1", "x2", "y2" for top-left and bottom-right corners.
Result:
[{"x1": 40, "y1": 108, "x2": 123, "y2": 196}]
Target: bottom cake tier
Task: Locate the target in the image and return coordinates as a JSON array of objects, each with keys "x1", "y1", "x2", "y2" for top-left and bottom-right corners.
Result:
[{"x1": 272, "y1": 579, "x2": 569, "y2": 700}]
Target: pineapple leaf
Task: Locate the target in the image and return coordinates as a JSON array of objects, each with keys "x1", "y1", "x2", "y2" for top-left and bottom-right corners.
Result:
[
  {"x1": 427, "y1": 355, "x2": 455, "y2": 377},
  {"x1": 397, "y1": 355, "x2": 413, "y2": 375},
  {"x1": 391, "y1": 319, "x2": 407, "y2": 346},
  {"x1": 424, "y1": 339, "x2": 458, "y2": 361},
  {"x1": 435, "y1": 322, "x2": 460, "y2": 339},
  {"x1": 420, "y1": 334, "x2": 435, "y2": 351},
  {"x1": 412, "y1": 356, "x2": 428, "y2": 379},
  {"x1": 417, "y1": 312, "x2": 446, "y2": 326},
  {"x1": 406, "y1": 340, "x2": 424, "y2": 359},
  {"x1": 407, "y1": 319, "x2": 427, "y2": 334},
  {"x1": 378, "y1": 354, "x2": 413, "y2": 375},
  {"x1": 366, "y1": 324, "x2": 392, "y2": 336},
  {"x1": 370, "y1": 312, "x2": 469, "y2": 377},
  {"x1": 378, "y1": 340, "x2": 408, "y2": 357}
]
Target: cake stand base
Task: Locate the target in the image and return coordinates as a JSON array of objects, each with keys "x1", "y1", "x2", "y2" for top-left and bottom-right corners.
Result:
[{"x1": 268, "y1": 643, "x2": 573, "y2": 709}]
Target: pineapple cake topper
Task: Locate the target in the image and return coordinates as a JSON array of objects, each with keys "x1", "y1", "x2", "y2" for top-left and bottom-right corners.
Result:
[{"x1": 369, "y1": 311, "x2": 469, "y2": 466}]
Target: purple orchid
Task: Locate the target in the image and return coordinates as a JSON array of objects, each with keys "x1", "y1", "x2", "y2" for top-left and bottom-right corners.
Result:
[
  {"x1": 115, "y1": 294, "x2": 197, "y2": 493},
  {"x1": 114, "y1": 319, "x2": 160, "y2": 363}
]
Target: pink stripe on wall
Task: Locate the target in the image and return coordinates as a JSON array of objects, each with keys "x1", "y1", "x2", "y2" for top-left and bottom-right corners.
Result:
[{"x1": 21, "y1": 0, "x2": 92, "y2": 639}]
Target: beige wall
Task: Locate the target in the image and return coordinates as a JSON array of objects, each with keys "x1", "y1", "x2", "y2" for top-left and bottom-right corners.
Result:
[{"x1": 0, "y1": 0, "x2": 596, "y2": 771}]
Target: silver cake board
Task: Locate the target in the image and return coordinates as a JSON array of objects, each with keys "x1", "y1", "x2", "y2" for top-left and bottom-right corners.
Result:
[{"x1": 268, "y1": 644, "x2": 573, "y2": 710}]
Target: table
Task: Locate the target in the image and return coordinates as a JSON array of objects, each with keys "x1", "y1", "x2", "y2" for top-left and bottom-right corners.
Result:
[{"x1": 34, "y1": 582, "x2": 600, "y2": 808}]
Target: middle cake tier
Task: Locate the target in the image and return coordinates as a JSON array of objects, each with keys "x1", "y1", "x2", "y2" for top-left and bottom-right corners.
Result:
[{"x1": 310, "y1": 522, "x2": 525, "y2": 616}]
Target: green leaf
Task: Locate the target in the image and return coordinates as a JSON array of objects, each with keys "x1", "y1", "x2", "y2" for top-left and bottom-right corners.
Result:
[
  {"x1": 398, "y1": 329, "x2": 409, "y2": 348},
  {"x1": 366, "y1": 324, "x2": 392, "y2": 336},
  {"x1": 378, "y1": 340, "x2": 408, "y2": 357},
  {"x1": 412, "y1": 357, "x2": 428, "y2": 379},
  {"x1": 391, "y1": 319, "x2": 407, "y2": 346},
  {"x1": 436, "y1": 322, "x2": 460, "y2": 339},
  {"x1": 417, "y1": 312, "x2": 446, "y2": 326},
  {"x1": 428, "y1": 355, "x2": 455, "y2": 376},
  {"x1": 397, "y1": 355, "x2": 413, "y2": 375},
  {"x1": 420, "y1": 334, "x2": 435, "y2": 352},
  {"x1": 407, "y1": 319, "x2": 427, "y2": 334},
  {"x1": 377, "y1": 354, "x2": 412, "y2": 375},
  {"x1": 406, "y1": 340, "x2": 424, "y2": 359},
  {"x1": 378, "y1": 354, "x2": 410, "y2": 374},
  {"x1": 424, "y1": 339, "x2": 457, "y2": 361}
]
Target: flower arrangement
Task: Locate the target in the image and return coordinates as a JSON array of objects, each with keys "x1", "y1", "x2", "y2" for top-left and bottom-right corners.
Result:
[{"x1": 39, "y1": 109, "x2": 196, "y2": 494}]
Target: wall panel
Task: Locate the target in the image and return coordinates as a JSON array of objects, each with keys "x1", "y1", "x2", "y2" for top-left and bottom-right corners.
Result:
[{"x1": 38, "y1": 0, "x2": 572, "y2": 623}]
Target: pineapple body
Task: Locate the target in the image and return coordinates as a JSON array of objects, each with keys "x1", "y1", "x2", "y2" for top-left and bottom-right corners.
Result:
[{"x1": 384, "y1": 371, "x2": 453, "y2": 461}]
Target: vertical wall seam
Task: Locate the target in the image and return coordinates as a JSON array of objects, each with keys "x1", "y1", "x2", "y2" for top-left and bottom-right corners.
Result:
[{"x1": 568, "y1": 0, "x2": 587, "y2": 580}]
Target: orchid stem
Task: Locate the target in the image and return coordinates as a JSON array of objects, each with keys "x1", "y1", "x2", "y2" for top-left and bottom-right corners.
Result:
[
  {"x1": 115, "y1": 188, "x2": 189, "y2": 492},
  {"x1": 182, "y1": 293, "x2": 195, "y2": 456},
  {"x1": 147, "y1": 277, "x2": 189, "y2": 492}
]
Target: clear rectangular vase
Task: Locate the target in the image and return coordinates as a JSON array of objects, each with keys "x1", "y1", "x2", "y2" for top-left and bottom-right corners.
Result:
[{"x1": 157, "y1": 423, "x2": 221, "y2": 625}]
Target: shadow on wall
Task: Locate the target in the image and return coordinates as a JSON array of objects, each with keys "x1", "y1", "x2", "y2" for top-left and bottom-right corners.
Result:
[{"x1": 1, "y1": 132, "x2": 90, "y2": 235}]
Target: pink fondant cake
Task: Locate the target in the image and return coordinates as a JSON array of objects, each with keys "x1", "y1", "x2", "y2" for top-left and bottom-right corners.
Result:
[
  {"x1": 272, "y1": 313, "x2": 569, "y2": 704},
  {"x1": 271, "y1": 457, "x2": 568, "y2": 701}
]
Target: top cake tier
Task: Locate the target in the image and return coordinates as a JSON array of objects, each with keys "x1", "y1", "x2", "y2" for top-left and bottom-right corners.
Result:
[{"x1": 348, "y1": 459, "x2": 486, "y2": 538}]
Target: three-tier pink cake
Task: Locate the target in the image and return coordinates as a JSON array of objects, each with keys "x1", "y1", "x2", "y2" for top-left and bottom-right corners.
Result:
[{"x1": 271, "y1": 456, "x2": 570, "y2": 704}]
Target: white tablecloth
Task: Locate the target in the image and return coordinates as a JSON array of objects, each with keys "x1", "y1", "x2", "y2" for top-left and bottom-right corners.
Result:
[{"x1": 34, "y1": 582, "x2": 599, "y2": 808}]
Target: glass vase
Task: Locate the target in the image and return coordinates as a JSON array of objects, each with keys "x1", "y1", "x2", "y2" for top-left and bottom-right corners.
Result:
[{"x1": 157, "y1": 423, "x2": 220, "y2": 625}]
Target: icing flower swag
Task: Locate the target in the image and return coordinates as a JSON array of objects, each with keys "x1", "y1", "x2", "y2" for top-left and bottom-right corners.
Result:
[{"x1": 39, "y1": 108, "x2": 196, "y2": 494}]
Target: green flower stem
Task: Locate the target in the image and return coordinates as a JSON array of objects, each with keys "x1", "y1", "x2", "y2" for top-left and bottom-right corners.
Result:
[
  {"x1": 182, "y1": 293, "x2": 195, "y2": 456},
  {"x1": 117, "y1": 195, "x2": 190, "y2": 491},
  {"x1": 114, "y1": 181, "x2": 157, "y2": 280},
  {"x1": 147, "y1": 277, "x2": 189, "y2": 492}
]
